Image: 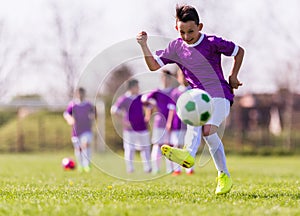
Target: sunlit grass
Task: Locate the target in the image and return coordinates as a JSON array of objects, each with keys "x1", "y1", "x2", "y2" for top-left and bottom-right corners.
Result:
[{"x1": 0, "y1": 153, "x2": 299, "y2": 215}]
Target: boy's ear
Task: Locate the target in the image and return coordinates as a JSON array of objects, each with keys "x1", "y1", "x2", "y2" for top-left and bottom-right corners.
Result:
[
  {"x1": 198, "y1": 23, "x2": 203, "y2": 31},
  {"x1": 175, "y1": 25, "x2": 178, "y2": 31}
]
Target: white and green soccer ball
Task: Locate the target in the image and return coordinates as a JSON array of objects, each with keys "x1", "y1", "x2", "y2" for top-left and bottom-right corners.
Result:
[{"x1": 176, "y1": 89, "x2": 214, "y2": 126}]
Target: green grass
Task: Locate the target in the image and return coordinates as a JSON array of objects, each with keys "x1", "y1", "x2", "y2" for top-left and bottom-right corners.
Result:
[{"x1": 0, "y1": 153, "x2": 299, "y2": 216}]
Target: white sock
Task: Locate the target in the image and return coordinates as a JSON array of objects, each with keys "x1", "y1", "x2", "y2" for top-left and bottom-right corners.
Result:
[
  {"x1": 81, "y1": 146, "x2": 91, "y2": 168},
  {"x1": 124, "y1": 145, "x2": 135, "y2": 172},
  {"x1": 151, "y1": 144, "x2": 161, "y2": 173},
  {"x1": 165, "y1": 158, "x2": 174, "y2": 173},
  {"x1": 203, "y1": 133, "x2": 230, "y2": 176},
  {"x1": 184, "y1": 125, "x2": 202, "y2": 157},
  {"x1": 140, "y1": 147, "x2": 152, "y2": 172},
  {"x1": 74, "y1": 148, "x2": 82, "y2": 167}
]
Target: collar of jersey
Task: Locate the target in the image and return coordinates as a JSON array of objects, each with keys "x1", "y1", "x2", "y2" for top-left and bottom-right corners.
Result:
[{"x1": 185, "y1": 33, "x2": 205, "y2": 47}]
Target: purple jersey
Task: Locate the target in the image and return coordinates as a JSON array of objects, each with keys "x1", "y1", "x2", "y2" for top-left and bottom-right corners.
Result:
[
  {"x1": 155, "y1": 34, "x2": 238, "y2": 103},
  {"x1": 169, "y1": 85, "x2": 189, "y2": 130},
  {"x1": 112, "y1": 93, "x2": 147, "y2": 131},
  {"x1": 65, "y1": 101, "x2": 94, "y2": 137},
  {"x1": 142, "y1": 88, "x2": 174, "y2": 128}
]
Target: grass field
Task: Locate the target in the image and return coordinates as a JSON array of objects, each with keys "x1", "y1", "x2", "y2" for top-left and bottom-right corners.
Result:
[{"x1": 0, "y1": 153, "x2": 299, "y2": 216}]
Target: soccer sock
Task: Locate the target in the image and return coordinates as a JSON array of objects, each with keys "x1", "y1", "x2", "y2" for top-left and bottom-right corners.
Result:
[
  {"x1": 184, "y1": 125, "x2": 202, "y2": 157},
  {"x1": 173, "y1": 161, "x2": 181, "y2": 172},
  {"x1": 203, "y1": 133, "x2": 230, "y2": 176},
  {"x1": 151, "y1": 144, "x2": 161, "y2": 173},
  {"x1": 140, "y1": 146, "x2": 152, "y2": 172},
  {"x1": 86, "y1": 146, "x2": 91, "y2": 166},
  {"x1": 124, "y1": 146, "x2": 135, "y2": 173},
  {"x1": 74, "y1": 148, "x2": 82, "y2": 167},
  {"x1": 81, "y1": 146, "x2": 90, "y2": 168},
  {"x1": 165, "y1": 158, "x2": 174, "y2": 173}
]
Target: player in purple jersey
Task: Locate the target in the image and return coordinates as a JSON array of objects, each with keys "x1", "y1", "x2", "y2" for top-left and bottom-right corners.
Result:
[
  {"x1": 137, "y1": 5, "x2": 244, "y2": 194},
  {"x1": 63, "y1": 87, "x2": 96, "y2": 173},
  {"x1": 141, "y1": 70, "x2": 177, "y2": 174},
  {"x1": 111, "y1": 79, "x2": 152, "y2": 173}
]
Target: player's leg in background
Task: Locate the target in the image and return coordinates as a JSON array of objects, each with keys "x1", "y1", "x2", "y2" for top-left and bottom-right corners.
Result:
[
  {"x1": 163, "y1": 131, "x2": 174, "y2": 174},
  {"x1": 138, "y1": 131, "x2": 152, "y2": 173},
  {"x1": 151, "y1": 127, "x2": 165, "y2": 174},
  {"x1": 177, "y1": 129, "x2": 194, "y2": 174},
  {"x1": 71, "y1": 136, "x2": 83, "y2": 171},
  {"x1": 123, "y1": 131, "x2": 135, "y2": 173},
  {"x1": 164, "y1": 151, "x2": 174, "y2": 173},
  {"x1": 170, "y1": 130, "x2": 181, "y2": 175},
  {"x1": 79, "y1": 132, "x2": 93, "y2": 172},
  {"x1": 151, "y1": 144, "x2": 161, "y2": 174}
]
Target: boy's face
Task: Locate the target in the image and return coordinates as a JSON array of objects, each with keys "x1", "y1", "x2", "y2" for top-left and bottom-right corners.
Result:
[
  {"x1": 130, "y1": 84, "x2": 139, "y2": 95},
  {"x1": 176, "y1": 21, "x2": 203, "y2": 45}
]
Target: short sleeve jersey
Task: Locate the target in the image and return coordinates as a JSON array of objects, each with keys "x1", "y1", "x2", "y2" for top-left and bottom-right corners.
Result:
[
  {"x1": 111, "y1": 93, "x2": 147, "y2": 131},
  {"x1": 65, "y1": 101, "x2": 94, "y2": 137},
  {"x1": 155, "y1": 34, "x2": 238, "y2": 103},
  {"x1": 142, "y1": 88, "x2": 174, "y2": 128}
]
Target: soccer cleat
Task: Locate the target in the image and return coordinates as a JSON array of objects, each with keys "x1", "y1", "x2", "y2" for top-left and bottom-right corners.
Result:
[
  {"x1": 215, "y1": 173, "x2": 233, "y2": 195},
  {"x1": 161, "y1": 145, "x2": 195, "y2": 168},
  {"x1": 83, "y1": 166, "x2": 91, "y2": 173}
]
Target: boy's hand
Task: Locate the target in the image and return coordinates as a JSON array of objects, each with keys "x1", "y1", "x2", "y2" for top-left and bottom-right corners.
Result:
[
  {"x1": 66, "y1": 116, "x2": 75, "y2": 126},
  {"x1": 136, "y1": 31, "x2": 148, "y2": 46},
  {"x1": 229, "y1": 75, "x2": 242, "y2": 90}
]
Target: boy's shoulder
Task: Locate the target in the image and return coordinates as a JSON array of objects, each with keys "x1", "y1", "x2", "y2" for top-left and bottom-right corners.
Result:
[
  {"x1": 204, "y1": 34, "x2": 234, "y2": 45},
  {"x1": 204, "y1": 34, "x2": 223, "y2": 42}
]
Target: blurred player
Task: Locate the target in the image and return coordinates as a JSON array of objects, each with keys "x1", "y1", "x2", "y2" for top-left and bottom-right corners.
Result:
[
  {"x1": 63, "y1": 87, "x2": 96, "y2": 173},
  {"x1": 167, "y1": 69, "x2": 194, "y2": 176},
  {"x1": 111, "y1": 79, "x2": 152, "y2": 173},
  {"x1": 141, "y1": 70, "x2": 177, "y2": 174},
  {"x1": 137, "y1": 5, "x2": 244, "y2": 194}
]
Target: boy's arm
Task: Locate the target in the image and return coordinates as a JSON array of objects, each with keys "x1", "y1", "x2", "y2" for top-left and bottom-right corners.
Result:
[
  {"x1": 229, "y1": 46, "x2": 244, "y2": 90},
  {"x1": 143, "y1": 105, "x2": 152, "y2": 124},
  {"x1": 166, "y1": 109, "x2": 175, "y2": 132},
  {"x1": 63, "y1": 112, "x2": 75, "y2": 126},
  {"x1": 137, "y1": 31, "x2": 161, "y2": 71}
]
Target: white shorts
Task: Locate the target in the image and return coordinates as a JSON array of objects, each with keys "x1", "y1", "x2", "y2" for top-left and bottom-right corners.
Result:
[
  {"x1": 170, "y1": 129, "x2": 186, "y2": 147},
  {"x1": 71, "y1": 132, "x2": 93, "y2": 148},
  {"x1": 123, "y1": 130, "x2": 151, "y2": 151},
  {"x1": 206, "y1": 98, "x2": 230, "y2": 127}
]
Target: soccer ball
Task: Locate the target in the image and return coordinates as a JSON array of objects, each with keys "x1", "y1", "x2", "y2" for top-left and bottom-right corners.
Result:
[
  {"x1": 62, "y1": 158, "x2": 76, "y2": 170},
  {"x1": 176, "y1": 89, "x2": 214, "y2": 126}
]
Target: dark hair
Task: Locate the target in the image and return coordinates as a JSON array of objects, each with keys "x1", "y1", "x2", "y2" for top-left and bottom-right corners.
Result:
[
  {"x1": 176, "y1": 4, "x2": 200, "y2": 25},
  {"x1": 77, "y1": 87, "x2": 86, "y2": 95},
  {"x1": 127, "y1": 79, "x2": 139, "y2": 89}
]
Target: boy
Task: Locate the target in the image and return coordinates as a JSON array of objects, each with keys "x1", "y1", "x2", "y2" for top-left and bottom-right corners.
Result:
[
  {"x1": 63, "y1": 87, "x2": 96, "y2": 173},
  {"x1": 141, "y1": 70, "x2": 176, "y2": 174},
  {"x1": 137, "y1": 5, "x2": 244, "y2": 194},
  {"x1": 111, "y1": 79, "x2": 152, "y2": 173}
]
